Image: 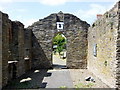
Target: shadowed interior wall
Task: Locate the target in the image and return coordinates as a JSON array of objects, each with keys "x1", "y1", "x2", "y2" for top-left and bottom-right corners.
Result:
[
  {"x1": 24, "y1": 29, "x2": 32, "y2": 72},
  {"x1": 2, "y1": 12, "x2": 10, "y2": 88},
  {"x1": 0, "y1": 12, "x2": 32, "y2": 88},
  {"x1": 0, "y1": 11, "x2": 2, "y2": 90},
  {"x1": 11, "y1": 21, "x2": 25, "y2": 77}
]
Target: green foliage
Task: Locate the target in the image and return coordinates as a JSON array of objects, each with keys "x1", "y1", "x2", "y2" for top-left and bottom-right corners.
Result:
[
  {"x1": 53, "y1": 34, "x2": 66, "y2": 45},
  {"x1": 57, "y1": 46, "x2": 63, "y2": 54},
  {"x1": 53, "y1": 34, "x2": 66, "y2": 54},
  {"x1": 75, "y1": 83, "x2": 94, "y2": 88},
  {"x1": 59, "y1": 86, "x2": 68, "y2": 88}
]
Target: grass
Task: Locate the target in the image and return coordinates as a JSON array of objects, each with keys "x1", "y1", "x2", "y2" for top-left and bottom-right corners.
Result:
[
  {"x1": 75, "y1": 82, "x2": 94, "y2": 88},
  {"x1": 59, "y1": 86, "x2": 68, "y2": 88},
  {"x1": 59, "y1": 82, "x2": 94, "y2": 89}
]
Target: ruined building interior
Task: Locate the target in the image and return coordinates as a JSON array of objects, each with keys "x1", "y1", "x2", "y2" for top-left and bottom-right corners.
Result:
[{"x1": 0, "y1": 1, "x2": 120, "y2": 89}]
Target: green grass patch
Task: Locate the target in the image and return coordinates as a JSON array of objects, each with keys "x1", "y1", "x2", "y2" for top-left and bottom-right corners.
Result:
[
  {"x1": 59, "y1": 86, "x2": 68, "y2": 88},
  {"x1": 75, "y1": 82, "x2": 94, "y2": 88}
]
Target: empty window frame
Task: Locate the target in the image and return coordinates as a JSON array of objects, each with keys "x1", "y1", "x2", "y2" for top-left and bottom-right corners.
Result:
[
  {"x1": 57, "y1": 22, "x2": 64, "y2": 30},
  {"x1": 93, "y1": 44, "x2": 97, "y2": 57}
]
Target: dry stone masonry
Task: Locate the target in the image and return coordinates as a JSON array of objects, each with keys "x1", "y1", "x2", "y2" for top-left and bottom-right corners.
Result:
[
  {"x1": 0, "y1": 11, "x2": 2, "y2": 90},
  {"x1": 0, "y1": 12, "x2": 10, "y2": 89},
  {"x1": 88, "y1": 2, "x2": 120, "y2": 88},
  {"x1": 0, "y1": 11, "x2": 90, "y2": 89},
  {"x1": 0, "y1": 12, "x2": 32, "y2": 89},
  {"x1": 117, "y1": 1, "x2": 120, "y2": 89},
  {"x1": 28, "y1": 11, "x2": 90, "y2": 69},
  {"x1": 0, "y1": 1, "x2": 120, "y2": 89}
]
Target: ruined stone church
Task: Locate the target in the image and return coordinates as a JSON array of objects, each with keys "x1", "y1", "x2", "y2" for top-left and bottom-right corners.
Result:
[{"x1": 0, "y1": 1, "x2": 120, "y2": 89}]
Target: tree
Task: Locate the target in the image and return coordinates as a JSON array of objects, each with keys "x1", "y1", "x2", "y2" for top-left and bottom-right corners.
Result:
[{"x1": 53, "y1": 34, "x2": 66, "y2": 54}]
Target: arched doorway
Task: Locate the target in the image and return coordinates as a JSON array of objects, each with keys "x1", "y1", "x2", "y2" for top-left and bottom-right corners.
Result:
[{"x1": 52, "y1": 33, "x2": 67, "y2": 69}]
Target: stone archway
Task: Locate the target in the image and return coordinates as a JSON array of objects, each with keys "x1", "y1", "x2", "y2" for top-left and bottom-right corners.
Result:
[
  {"x1": 52, "y1": 32, "x2": 67, "y2": 68},
  {"x1": 28, "y1": 11, "x2": 90, "y2": 69}
]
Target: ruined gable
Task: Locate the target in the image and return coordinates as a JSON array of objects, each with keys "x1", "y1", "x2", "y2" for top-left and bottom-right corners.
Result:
[
  {"x1": 1, "y1": 1, "x2": 120, "y2": 89},
  {"x1": 28, "y1": 12, "x2": 90, "y2": 69}
]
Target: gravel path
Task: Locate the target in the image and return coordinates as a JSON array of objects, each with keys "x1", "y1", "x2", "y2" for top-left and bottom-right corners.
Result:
[
  {"x1": 43, "y1": 54, "x2": 73, "y2": 88},
  {"x1": 43, "y1": 69, "x2": 73, "y2": 88}
]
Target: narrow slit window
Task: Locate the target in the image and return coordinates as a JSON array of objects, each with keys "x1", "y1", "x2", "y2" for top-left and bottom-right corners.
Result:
[{"x1": 93, "y1": 44, "x2": 97, "y2": 57}]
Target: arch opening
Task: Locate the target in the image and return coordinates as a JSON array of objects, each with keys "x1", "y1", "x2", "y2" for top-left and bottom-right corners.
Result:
[{"x1": 52, "y1": 33, "x2": 67, "y2": 69}]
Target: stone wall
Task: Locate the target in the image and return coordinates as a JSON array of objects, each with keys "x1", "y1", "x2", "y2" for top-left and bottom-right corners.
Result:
[
  {"x1": 0, "y1": 11, "x2": 33, "y2": 89},
  {"x1": 24, "y1": 29, "x2": 32, "y2": 72},
  {"x1": 11, "y1": 21, "x2": 25, "y2": 77},
  {"x1": 1, "y1": 12, "x2": 11, "y2": 88},
  {"x1": 29, "y1": 13, "x2": 57, "y2": 69},
  {"x1": 28, "y1": 12, "x2": 90, "y2": 69},
  {"x1": 116, "y1": 1, "x2": 120, "y2": 89},
  {"x1": 0, "y1": 11, "x2": 2, "y2": 90},
  {"x1": 88, "y1": 2, "x2": 118, "y2": 88},
  {"x1": 64, "y1": 14, "x2": 89, "y2": 68},
  {"x1": 1, "y1": 2, "x2": 120, "y2": 89},
  {"x1": 7, "y1": 21, "x2": 25, "y2": 82},
  {"x1": 31, "y1": 33, "x2": 52, "y2": 69}
]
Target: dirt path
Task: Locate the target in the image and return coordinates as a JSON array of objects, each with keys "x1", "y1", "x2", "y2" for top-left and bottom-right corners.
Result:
[
  {"x1": 43, "y1": 69, "x2": 73, "y2": 88},
  {"x1": 43, "y1": 54, "x2": 73, "y2": 88},
  {"x1": 69, "y1": 69, "x2": 112, "y2": 88},
  {"x1": 52, "y1": 53, "x2": 66, "y2": 66}
]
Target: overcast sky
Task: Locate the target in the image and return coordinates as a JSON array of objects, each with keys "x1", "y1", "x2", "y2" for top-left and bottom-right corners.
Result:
[{"x1": 0, "y1": 0, "x2": 118, "y2": 27}]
